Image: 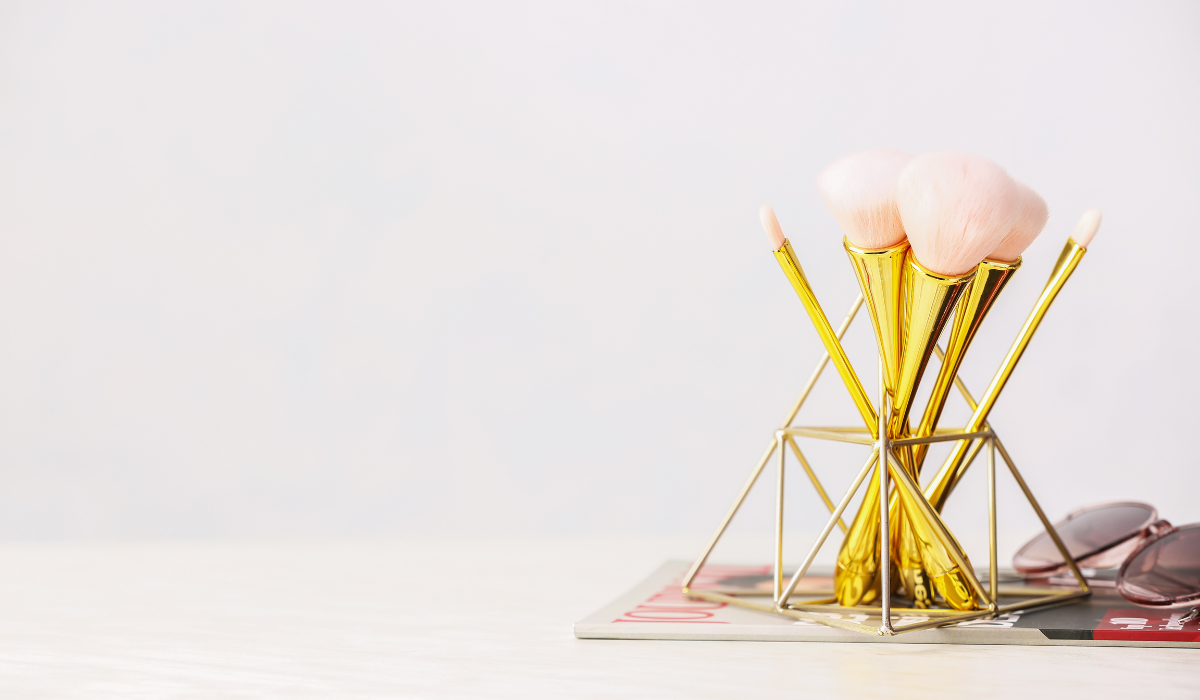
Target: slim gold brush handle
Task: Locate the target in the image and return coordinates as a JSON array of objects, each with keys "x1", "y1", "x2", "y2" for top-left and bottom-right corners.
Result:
[
  {"x1": 926, "y1": 235, "x2": 1090, "y2": 510},
  {"x1": 774, "y1": 240, "x2": 878, "y2": 437}
]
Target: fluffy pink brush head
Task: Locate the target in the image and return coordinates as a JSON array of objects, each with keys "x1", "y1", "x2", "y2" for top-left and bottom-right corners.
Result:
[
  {"x1": 896, "y1": 152, "x2": 1022, "y2": 276},
  {"x1": 817, "y1": 150, "x2": 913, "y2": 249},
  {"x1": 989, "y1": 180, "x2": 1049, "y2": 262},
  {"x1": 760, "y1": 204, "x2": 786, "y2": 250}
]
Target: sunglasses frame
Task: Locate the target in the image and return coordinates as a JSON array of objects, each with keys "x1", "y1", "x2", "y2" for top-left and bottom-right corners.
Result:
[
  {"x1": 1017, "y1": 502, "x2": 1200, "y2": 608},
  {"x1": 1117, "y1": 522, "x2": 1200, "y2": 608},
  {"x1": 1012, "y1": 501, "x2": 1165, "y2": 576}
]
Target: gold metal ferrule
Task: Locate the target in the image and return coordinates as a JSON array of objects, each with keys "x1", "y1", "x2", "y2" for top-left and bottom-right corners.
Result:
[
  {"x1": 853, "y1": 253, "x2": 976, "y2": 609},
  {"x1": 843, "y1": 238, "x2": 907, "y2": 395},
  {"x1": 910, "y1": 257, "x2": 1021, "y2": 472},
  {"x1": 774, "y1": 240, "x2": 877, "y2": 437},
  {"x1": 925, "y1": 237, "x2": 1088, "y2": 511},
  {"x1": 891, "y1": 252, "x2": 976, "y2": 439}
]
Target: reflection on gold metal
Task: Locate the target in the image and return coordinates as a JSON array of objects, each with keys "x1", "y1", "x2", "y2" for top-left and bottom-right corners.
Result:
[
  {"x1": 891, "y1": 252, "x2": 975, "y2": 440},
  {"x1": 884, "y1": 449, "x2": 983, "y2": 611},
  {"x1": 682, "y1": 223, "x2": 1096, "y2": 636},
  {"x1": 888, "y1": 254, "x2": 974, "y2": 605},
  {"x1": 925, "y1": 238, "x2": 1088, "y2": 510},
  {"x1": 844, "y1": 239, "x2": 907, "y2": 394},
  {"x1": 912, "y1": 258, "x2": 1020, "y2": 471},
  {"x1": 875, "y1": 370, "x2": 894, "y2": 634},
  {"x1": 837, "y1": 241, "x2": 905, "y2": 611},
  {"x1": 833, "y1": 459, "x2": 884, "y2": 606},
  {"x1": 838, "y1": 251, "x2": 975, "y2": 607},
  {"x1": 779, "y1": 447, "x2": 879, "y2": 605},
  {"x1": 892, "y1": 499, "x2": 933, "y2": 607}
]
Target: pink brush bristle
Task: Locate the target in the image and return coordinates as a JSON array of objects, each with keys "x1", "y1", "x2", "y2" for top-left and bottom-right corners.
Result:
[
  {"x1": 990, "y1": 180, "x2": 1049, "y2": 262},
  {"x1": 817, "y1": 150, "x2": 913, "y2": 250},
  {"x1": 896, "y1": 152, "x2": 1023, "y2": 276}
]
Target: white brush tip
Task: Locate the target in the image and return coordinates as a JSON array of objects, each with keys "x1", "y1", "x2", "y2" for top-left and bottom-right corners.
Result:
[
  {"x1": 760, "y1": 204, "x2": 786, "y2": 250},
  {"x1": 1073, "y1": 209, "x2": 1101, "y2": 248}
]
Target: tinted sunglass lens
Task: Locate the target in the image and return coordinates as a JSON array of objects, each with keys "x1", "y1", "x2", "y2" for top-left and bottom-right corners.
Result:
[
  {"x1": 1013, "y1": 502, "x2": 1157, "y2": 575},
  {"x1": 1118, "y1": 524, "x2": 1200, "y2": 607}
]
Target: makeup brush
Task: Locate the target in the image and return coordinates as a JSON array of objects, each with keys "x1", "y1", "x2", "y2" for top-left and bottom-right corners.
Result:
[
  {"x1": 891, "y1": 153, "x2": 1023, "y2": 444},
  {"x1": 819, "y1": 150, "x2": 912, "y2": 394},
  {"x1": 883, "y1": 152, "x2": 1024, "y2": 610},
  {"x1": 925, "y1": 209, "x2": 1102, "y2": 510},
  {"x1": 910, "y1": 180, "x2": 1049, "y2": 473},
  {"x1": 760, "y1": 205, "x2": 878, "y2": 435},
  {"x1": 817, "y1": 150, "x2": 914, "y2": 606},
  {"x1": 891, "y1": 175, "x2": 1045, "y2": 608}
]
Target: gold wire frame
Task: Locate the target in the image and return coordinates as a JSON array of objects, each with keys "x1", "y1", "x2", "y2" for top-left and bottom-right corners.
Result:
[{"x1": 681, "y1": 294, "x2": 1091, "y2": 636}]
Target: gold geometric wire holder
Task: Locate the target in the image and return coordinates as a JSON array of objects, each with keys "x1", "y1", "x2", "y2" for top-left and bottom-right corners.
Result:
[{"x1": 681, "y1": 294, "x2": 1091, "y2": 636}]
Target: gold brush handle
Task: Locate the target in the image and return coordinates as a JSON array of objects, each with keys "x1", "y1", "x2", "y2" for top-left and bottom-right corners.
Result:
[
  {"x1": 834, "y1": 459, "x2": 886, "y2": 605},
  {"x1": 844, "y1": 239, "x2": 906, "y2": 396},
  {"x1": 884, "y1": 256, "x2": 979, "y2": 610},
  {"x1": 890, "y1": 259, "x2": 1019, "y2": 603},
  {"x1": 884, "y1": 450, "x2": 987, "y2": 610},
  {"x1": 925, "y1": 237, "x2": 1089, "y2": 510},
  {"x1": 774, "y1": 240, "x2": 878, "y2": 437},
  {"x1": 836, "y1": 252, "x2": 976, "y2": 608},
  {"x1": 910, "y1": 259, "x2": 1021, "y2": 471},
  {"x1": 888, "y1": 254, "x2": 975, "y2": 441}
]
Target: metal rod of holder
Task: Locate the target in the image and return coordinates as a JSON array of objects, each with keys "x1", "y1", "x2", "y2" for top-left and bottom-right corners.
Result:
[
  {"x1": 877, "y1": 362, "x2": 894, "y2": 635},
  {"x1": 884, "y1": 450, "x2": 995, "y2": 611},
  {"x1": 774, "y1": 431, "x2": 786, "y2": 602},
  {"x1": 988, "y1": 437, "x2": 998, "y2": 602},
  {"x1": 995, "y1": 437, "x2": 1091, "y2": 594},
  {"x1": 781, "y1": 295, "x2": 864, "y2": 427},
  {"x1": 777, "y1": 447, "x2": 879, "y2": 604},
  {"x1": 681, "y1": 296, "x2": 863, "y2": 590},
  {"x1": 785, "y1": 437, "x2": 848, "y2": 533}
]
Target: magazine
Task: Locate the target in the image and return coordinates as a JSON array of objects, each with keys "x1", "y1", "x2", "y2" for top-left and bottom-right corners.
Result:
[{"x1": 574, "y1": 561, "x2": 1200, "y2": 647}]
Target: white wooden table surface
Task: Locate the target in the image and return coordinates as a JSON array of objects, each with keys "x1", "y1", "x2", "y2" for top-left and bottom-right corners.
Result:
[{"x1": 0, "y1": 537, "x2": 1193, "y2": 698}]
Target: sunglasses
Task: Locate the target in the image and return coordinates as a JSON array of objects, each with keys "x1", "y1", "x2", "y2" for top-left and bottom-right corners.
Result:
[{"x1": 1013, "y1": 502, "x2": 1200, "y2": 609}]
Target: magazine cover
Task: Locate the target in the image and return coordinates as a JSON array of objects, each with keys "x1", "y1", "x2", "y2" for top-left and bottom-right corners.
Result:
[{"x1": 575, "y1": 562, "x2": 1200, "y2": 648}]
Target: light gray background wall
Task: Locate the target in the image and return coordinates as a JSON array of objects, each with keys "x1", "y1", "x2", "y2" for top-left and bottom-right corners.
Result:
[{"x1": 0, "y1": 1, "x2": 1195, "y2": 554}]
